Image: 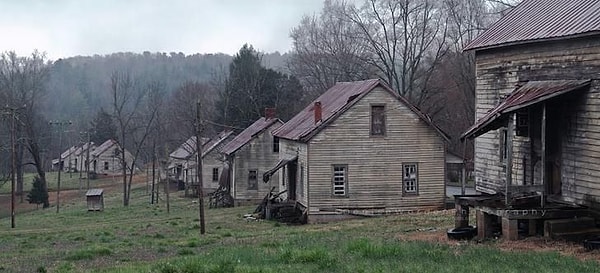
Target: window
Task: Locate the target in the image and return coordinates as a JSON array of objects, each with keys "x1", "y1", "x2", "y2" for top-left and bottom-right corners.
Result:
[
  {"x1": 103, "y1": 161, "x2": 109, "y2": 170},
  {"x1": 273, "y1": 136, "x2": 280, "y2": 153},
  {"x1": 371, "y1": 105, "x2": 386, "y2": 136},
  {"x1": 516, "y1": 110, "x2": 529, "y2": 137},
  {"x1": 403, "y1": 163, "x2": 418, "y2": 195},
  {"x1": 332, "y1": 165, "x2": 348, "y2": 196},
  {"x1": 248, "y1": 169, "x2": 258, "y2": 190},
  {"x1": 299, "y1": 164, "x2": 304, "y2": 197},
  {"x1": 499, "y1": 128, "x2": 508, "y2": 163},
  {"x1": 212, "y1": 168, "x2": 219, "y2": 182}
]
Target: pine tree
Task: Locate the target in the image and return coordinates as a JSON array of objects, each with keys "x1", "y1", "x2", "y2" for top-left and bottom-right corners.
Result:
[
  {"x1": 90, "y1": 107, "x2": 117, "y2": 144},
  {"x1": 27, "y1": 176, "x2": 49, "y2": 208}
]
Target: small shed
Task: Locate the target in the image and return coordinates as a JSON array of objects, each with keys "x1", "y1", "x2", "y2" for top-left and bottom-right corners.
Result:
[{"x1": 86, "y1": 189, "x2": 104, "y2": 211}]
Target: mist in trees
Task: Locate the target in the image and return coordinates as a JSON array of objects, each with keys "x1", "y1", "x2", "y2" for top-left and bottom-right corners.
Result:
[{"x1": 90, "y1": 108, "x2": 117, "y2": 144}]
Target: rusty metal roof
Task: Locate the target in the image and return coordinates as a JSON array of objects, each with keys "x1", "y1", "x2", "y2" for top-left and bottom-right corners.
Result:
[
  {"x1": 169, "y1": 136, "x2": 210, "y2": 160},
  {"x1": 461, "y1": 80, "x2": 591, "y2": 139},
  {"x1": 221, "y1": 117, "x2": 283, "y2": 155},
  {"x1": 464, "y1": 0, "x2": 600, "y2": 51},
  {"x1": 202, "y1": 130, "x2": 234, "y2": 157},
  {"x1": 274, "y1": 79, "x2": 449, "y2": 142},
  {"x1": 91, "y1": 139, "x2": 117, "y2": 157}
]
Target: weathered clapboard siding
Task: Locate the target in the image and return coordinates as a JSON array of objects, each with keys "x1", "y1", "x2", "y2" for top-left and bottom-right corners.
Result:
[
  {"x1": 474, "y1": 36, "x2": 600, "y2": 207},
  {"x1": 306, "y1": 87, "x2": 446, "y2": 214},
  {"x1": 279, "y1": 139, "x2": 309, "y2": 206},
  {"x1": 231, "y1": 124, "x2": 281, "y2": 203}
]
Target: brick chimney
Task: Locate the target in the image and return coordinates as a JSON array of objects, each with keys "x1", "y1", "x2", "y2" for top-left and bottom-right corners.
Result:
[
  {"x1": 265, "y1": 108, "x2": 276, "y2": 120},
  {"x1": 314, "y1": 101, "x2": 322, "y2": 124}
]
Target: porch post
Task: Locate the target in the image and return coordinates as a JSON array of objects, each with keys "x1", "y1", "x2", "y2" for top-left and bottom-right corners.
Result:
[
  {"x1": 506, "y1": 113, "x2": 515, "y2": 206},
  {"x1": 541, "y1": 103, "x2": 546, "y2": 207}
]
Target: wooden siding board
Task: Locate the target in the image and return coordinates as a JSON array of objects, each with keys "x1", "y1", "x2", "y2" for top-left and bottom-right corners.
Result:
[{"x1": 474, "y1": 36, "x2": 600, "y2": 207}]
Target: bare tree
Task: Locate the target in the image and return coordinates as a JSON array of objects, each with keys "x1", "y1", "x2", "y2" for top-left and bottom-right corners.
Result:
[
  {"x1": 289, "y1": 0, "x2": 375, "y2": 96},
  {"x1": 0, "y1": 51, "x2": 51, "y2": 208},
  {"x1": 111, "y1": 71, "x2": 164, "y2": 206}
]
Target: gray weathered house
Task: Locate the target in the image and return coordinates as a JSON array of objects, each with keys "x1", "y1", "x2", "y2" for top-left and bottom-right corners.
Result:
[
  {"x1": 270, "y1": 79, "x2": 449, "y2": 222},
  {"x1": 459, "y1": 0, "x2": 600, "y2": 240},
  {"x1": 221, "y1": 114, "x2": 283, "y2": 205},
  {"x1": 169, "y1": 131, "x2": 234, "y2": 194},
  {"x1": 90, "y1": 139, "x2": 135, "y2": 175}
]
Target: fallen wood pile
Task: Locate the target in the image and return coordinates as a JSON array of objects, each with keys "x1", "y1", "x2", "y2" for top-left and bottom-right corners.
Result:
[
  {"x1": 254, "y1": 187, "x2": 306, "y2": 224},
  {"x1": 209, "y1": 185, "x2": 234, "y2": 208}
]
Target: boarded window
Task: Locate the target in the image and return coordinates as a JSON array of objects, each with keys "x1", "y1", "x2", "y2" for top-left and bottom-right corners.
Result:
[
  {"x1": 248, "y1": 169, "x2": 258, "y2": 190},
  {"x1": 103, "y1": 161, "x2": 109, "y2": 170},
  {"x1": 403, "y1": 163, "x2": 418, "y2": 195},
  {"x1": 273, "y1": 137, "x2": 280, "y2": 153},
  {"x1": 212, "y1": 168, "x2": 219, "y2": 182},
  {"x1": 332, "y1": 165, "x2": 348, "y2": 196},
  {"x1": 371, "y1": 105, "x2": 386, "y2": 136}
]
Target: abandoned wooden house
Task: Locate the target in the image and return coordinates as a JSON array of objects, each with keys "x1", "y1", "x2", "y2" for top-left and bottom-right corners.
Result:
[
  {"x1": 221, "y1": 111, "x2": 283, "y2": 205},
  {"x1": 169, "y1": 131, "x2": 234, "y2": 195},
  {"x1": 458, "y1": 0, "x2": 600, "y2": 240},
  {"x1": 268, "y1": 79, "x2": 449, "y2": 223},
  {"x1": 89, "y1": 139, "x2": 135, "y2": 175},
  {"x1": 51, "y1": 145, "x2": 78, "y2": 172},
  {"x1": 73, "y1": 142, "x2": 96, "y2": 174}
]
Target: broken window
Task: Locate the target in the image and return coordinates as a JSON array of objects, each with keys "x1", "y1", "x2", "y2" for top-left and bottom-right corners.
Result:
[
  {"x1": 371, "y1": 105, "x2": 386, "y2": 136},
  {"x1": 212, "y1": 168, "x2": 219, "y2": 182},
  {"x1": 332, "y1": 165, "x2": 348, "y2": 197},
  {"x1": 103, "y1": 161, "x2": 109, "y2": 170},
  {"x1": 516, "y1": 110, "x2": 529, "y2": 137},
  {"x1": 248, "y1": 169, "x2": 258, "y2": 190},
  {"x1": 403, "y1": 163, "x2": 418, "y2": 195},
  {"x1": 273, "y1": 136, "x2": 280, "y2": 153}
]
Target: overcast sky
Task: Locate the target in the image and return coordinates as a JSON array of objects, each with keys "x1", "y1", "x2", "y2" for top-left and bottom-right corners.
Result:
[{"x1": 0, "y1": 0, "x2": 324, "y2": 60}]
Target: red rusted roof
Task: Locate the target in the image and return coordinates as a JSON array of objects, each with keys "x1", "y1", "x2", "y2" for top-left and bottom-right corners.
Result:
[
  {"x1": 461, "y1": 80, "x2": 591, "y2": 139},
  {"x1": 464, "y1": 0, "x2": 600, "y2": 51},
  {"x1": 202, "y1": 130, "x2": 234, "y2": 157},
  {"x1": 273, "y1": 79, "x2": 449, "y2": 142},
  {"x1": 221, "y1": 117, "x2": 283, "y2": 155}
]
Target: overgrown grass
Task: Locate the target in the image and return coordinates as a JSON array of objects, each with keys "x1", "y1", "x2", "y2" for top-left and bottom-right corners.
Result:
[{"x1": 0, "y1": 177, "x2": 597, "y2": 272}]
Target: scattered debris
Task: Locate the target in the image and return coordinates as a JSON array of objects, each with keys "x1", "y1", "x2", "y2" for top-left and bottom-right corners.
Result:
[
  {"x1": 209, "y1": 185, "x2": 234, "y2": 208},
  {"x1": 253, "y1": 187, "x2": 306, "y2": 224}
]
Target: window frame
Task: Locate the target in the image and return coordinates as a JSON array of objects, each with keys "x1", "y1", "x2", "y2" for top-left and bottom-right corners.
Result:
[
  {"x1": 212, "y1": 167, "x2": 219, "y2": 182},
  {"x1": 247, "y1": 169, "x2": 258, "y2": 190},
  {"x1": 332, "y1": 164, "x2": 348, "y2": 197},
  {"x1": 273, "y1": 136, "x2": 280, "y2": 153},
  {"x1": 370, "y1": 104, "x2": 386, "y2": 136},
  {"x1": 499, "y1": 128, "x2": 508, "y2": 164},
  {"x1": 103, "y1": 161, "x2": 109, "y2": 171},
  {"x1": 402, "y1": 163, "x2": 419, "y2": 196}
]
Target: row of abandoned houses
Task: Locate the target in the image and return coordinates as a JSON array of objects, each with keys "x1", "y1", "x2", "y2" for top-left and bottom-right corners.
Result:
[
  {"x1": 52, "y1": 139, "x2": 135, "y2": 175},
  {"x1": 168, "y1": 0, "x2": 600, "y2": 239}
]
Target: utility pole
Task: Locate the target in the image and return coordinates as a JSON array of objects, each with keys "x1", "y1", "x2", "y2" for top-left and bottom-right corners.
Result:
[
  {"x1": 195, "y1": 101, "x2": 206, "y2": 235},
  {"x1": 50, "y1": 120, "x2": 72, "y2": 213},
  {"x1": 9, "y1": 107, "x2": 17, "y2": 228},
  {"x1": 85, "y1": 131, "x2": 91, "y2": 190}
]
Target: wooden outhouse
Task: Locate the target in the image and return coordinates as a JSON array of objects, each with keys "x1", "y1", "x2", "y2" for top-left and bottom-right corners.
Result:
[
  {"x1": 270, "y1": 79, "x2": 449, "y2": 223},
  {"x1": 86, "y1": 189, "x2": 104, "y2": 211},
  {"x1": 458, "y1": 0, "x2": 600, "y2": 240}
]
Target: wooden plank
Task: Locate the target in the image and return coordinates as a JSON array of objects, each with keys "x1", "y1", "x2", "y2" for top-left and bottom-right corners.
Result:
[
  {"x1": 541, "y1": 104, "x2": 546, "y2": 207},
  {"x1": 506, "y1": 114, "x2": 514, "y2": 205}
]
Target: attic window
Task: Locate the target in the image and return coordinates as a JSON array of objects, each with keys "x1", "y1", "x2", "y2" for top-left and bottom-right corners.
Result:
[{"x1": 371, "y1": 105, "x2": 386, "y2": 136}]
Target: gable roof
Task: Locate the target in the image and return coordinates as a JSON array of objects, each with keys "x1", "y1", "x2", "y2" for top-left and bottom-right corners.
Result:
[
  {"x1": 74, "y1": 142, "x2": 95, "y2": 157},
  {"x1": 464, "y1": 0, "x2": 600, "y2": 51},
  {"x1": 91, "y1": 139, "x2": 118, "y2": 157},
  {"x1": 273, "y1": 79, "x2": 449, "y2": 142},
  {"x1": 202, "y1": 130, "x2": 234, "y2": 157},
  {"x1": 222, "y1": 117, "x2": 283, "y2": 155},
  {"x1": 60, "y1": 146, "x2": 78, "y2": 159},
  {"x1": 461, "y1": 79, "x2": 591, "y2": 139},
  {"x1": 169, "y1": 136, "x2": 208, "y2": 160}
]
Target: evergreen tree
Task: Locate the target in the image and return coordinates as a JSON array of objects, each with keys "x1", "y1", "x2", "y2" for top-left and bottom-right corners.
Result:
[
  {"x1": 215, "y1": 44, "x2": 305, "y2": 129},
  {"x1": 27, "y1": 176, "x2": 49, "y2": 208},
  {"x1": 90, "y1": 107, "x2": 117, "y2": 144}
]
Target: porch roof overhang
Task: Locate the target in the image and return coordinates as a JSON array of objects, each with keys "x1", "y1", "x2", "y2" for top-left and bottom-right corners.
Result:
[
  {"x1": 263, "y1": 155, "x2": 298, "y2": 183},
  {"x1": 461, "y1": 80, "x2": 591, "y2": 140}
]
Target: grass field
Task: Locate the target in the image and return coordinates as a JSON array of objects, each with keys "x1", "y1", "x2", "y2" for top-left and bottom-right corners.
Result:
[
  {"x1": 0, "y1": 171, "x2": 114, "y2": 195},
  {"x1": 0, "y1": 179, "x2": 598, "y2": 273}
]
